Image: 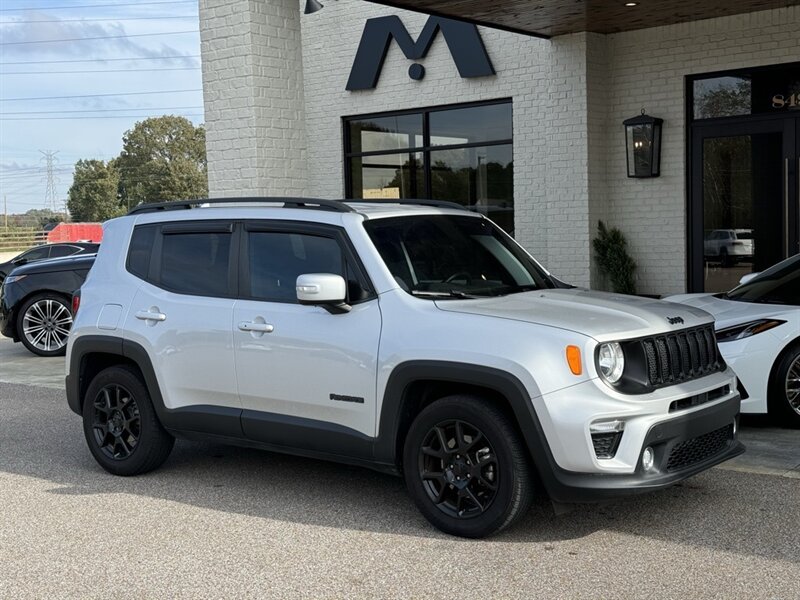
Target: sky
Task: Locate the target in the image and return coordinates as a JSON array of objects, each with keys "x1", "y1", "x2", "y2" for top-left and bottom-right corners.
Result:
[{"x1": 0, "y1": 0, "x2": 203, "y2": 217}]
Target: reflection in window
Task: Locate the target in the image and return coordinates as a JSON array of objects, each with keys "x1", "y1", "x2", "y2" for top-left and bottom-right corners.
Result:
[
  {"x1": 350, "y1": 153, "x2": 424, "y2": 200},
  {"x1": 248, "y1": 232, "x2": 343, "y2": 303},
  {"x1": 345, "y1": 101, "x2": 514, "y2": 233},
  {"x1": 161, "y1": 232, "x2": 232, "y2": 296},
  {"x1": 348, "y1": 114, "x2": 423, "y2": 154},
  {"x1": 430, "y1": 145, "x2": 513, "y2": 233},
  {"x1": 693, "y1": 76, "x2": 752, "y2": 119},
  {"x1": 429, "y1": 103, "x2": 512, "y2": 146}
]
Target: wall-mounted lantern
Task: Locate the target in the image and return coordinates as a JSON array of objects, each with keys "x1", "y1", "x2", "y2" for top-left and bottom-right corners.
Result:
[
  {"x1": 304, "y1": 0, "x2": 324, "y2": 14},
  {"x1": 623, "y1": 111, "x2": 663, "y2": 178}
]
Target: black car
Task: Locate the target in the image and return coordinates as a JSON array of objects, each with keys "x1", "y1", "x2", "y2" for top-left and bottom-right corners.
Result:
[
  {"x1": 0, "y1": 242, "x2": 99, "y2": 284},
  {"x1": 0, "y1": 254, "x2": 95, "y2": 356}
]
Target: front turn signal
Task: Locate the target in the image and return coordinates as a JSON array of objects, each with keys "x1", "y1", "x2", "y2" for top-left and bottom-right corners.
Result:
[{"x1": 566, "y1": 345, "x2": 582, "y2": 376}]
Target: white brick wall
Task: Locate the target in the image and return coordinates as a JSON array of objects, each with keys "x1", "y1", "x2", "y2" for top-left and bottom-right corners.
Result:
[{"x1": 199, "y1": 1, "x2": 800, "y2": 293}]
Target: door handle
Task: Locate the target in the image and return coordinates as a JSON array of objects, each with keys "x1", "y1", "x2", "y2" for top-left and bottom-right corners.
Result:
[
  {"x1": 135, "y1": 310, "x2": 166, "y2": 322},
  {"x1": 238, "y1": 321, "x2": 274, "y2": 333}
]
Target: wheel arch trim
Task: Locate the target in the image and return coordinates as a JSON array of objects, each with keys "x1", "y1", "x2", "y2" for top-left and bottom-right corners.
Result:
[{"x1": 375, "y1": 360, "x2": 558, "y2": 488}]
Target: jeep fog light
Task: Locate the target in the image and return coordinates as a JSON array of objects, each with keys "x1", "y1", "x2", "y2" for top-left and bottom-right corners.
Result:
[
  {"x1": 597, "y1": 342, "x2": 625, "y2": 383},
  {"x1": 642, "y1": 446, "x2": 655, "y2": 472}
]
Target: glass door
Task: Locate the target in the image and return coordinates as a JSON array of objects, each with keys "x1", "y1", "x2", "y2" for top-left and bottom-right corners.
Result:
[{"x1": 690, "y1": 118, "x2": 798, "y2": 292}]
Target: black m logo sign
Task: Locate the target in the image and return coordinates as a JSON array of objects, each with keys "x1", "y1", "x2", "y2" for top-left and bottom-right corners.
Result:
[{"x1": 346, "y1": 16, "x2": 495, "y2": 91}]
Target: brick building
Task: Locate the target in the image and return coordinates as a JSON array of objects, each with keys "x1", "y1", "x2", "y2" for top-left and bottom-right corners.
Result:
[{"x1": 198, "y1": 0, "x2": 800, "y2": 295}]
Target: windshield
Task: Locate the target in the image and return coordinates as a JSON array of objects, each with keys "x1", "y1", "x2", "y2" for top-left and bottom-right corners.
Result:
[
  {"x1": 725, "y1": 253, "x2": 800, "y2": 305},
  {"x1": 363, "y1": 215, "x2": 554, "y2": 298}
]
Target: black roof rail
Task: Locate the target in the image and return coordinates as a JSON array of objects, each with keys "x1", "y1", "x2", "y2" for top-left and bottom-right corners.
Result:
[
  {"x1": 127, "y1": 197, "x2": 357, "y2": 216},
  {"x1": 344, "y1": 198, "x2": 469, "y2": 211}
]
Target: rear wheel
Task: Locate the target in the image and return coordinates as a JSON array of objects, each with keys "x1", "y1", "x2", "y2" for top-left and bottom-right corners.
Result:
[
  {"x1": 770, "y1": 345, "x2": 800, "y2": 428},
  {"x1": 82, "y1": 365, "x2": 174, "y2": 475},
  {"x1": 16, "y1": 293, "x2": 73, "y2": 356},
  {"x1": 719, "y1": 247, "x2": 731, "y2": 267},
  {"x1": 403, "y1": 395, "x2": 533, "y2": 538}
]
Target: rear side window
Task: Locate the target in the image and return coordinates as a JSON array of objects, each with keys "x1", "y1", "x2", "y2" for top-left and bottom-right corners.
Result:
[
  {"x1": 127, "y1": 225, "x2": 157, "y2": 279},
  {"x1": 49, "y1": 245, "x2": 80, "y2": 258},
  {"x1": 160, "y1": 231, "x2": 232, "y2": 296},
  {"x1": 127, "y1": 223, "x2": 233, "y2": 297}
]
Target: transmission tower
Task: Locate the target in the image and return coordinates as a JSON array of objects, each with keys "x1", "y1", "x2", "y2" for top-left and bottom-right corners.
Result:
[{"x1": 40, "y1": 150, "x2": 60, "y2": 212}]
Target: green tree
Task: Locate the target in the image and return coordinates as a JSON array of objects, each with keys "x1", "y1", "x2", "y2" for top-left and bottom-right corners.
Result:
[
  {"x1": 116, "y1": 116, "x2": 208, "y2": 209},
  {"x1": 67, "y1": 159, "x2": 123, "y2": 222},
  {"x1": 22, "y1": 208, "x2": 63, "y2": 229}
]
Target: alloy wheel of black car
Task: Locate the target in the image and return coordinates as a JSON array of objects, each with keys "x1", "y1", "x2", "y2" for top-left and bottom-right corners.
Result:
[
  {"x1": 403, "y1": 395, "x2": 533, "y2": 538},
  {"x1": 82, "y1": 366, "x2": 175, "y2": 476},
  {"x1": 17, "y1": 293, "x2": 73, "y2": 356}
]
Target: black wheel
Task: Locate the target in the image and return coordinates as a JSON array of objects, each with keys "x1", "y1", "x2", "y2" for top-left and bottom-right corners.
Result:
[
  {"x1": 720, "y1": 248, "x2": 731, "y2": 267},
  {"x1": 82, "y1": 365, "x2": 174, "y2": 475},
  {"x1": 403, "y1": 395, "x2": 533, "y2": 538},
  {"x1": 16, "y1": 292, "x2": 73, "y2": 356},
  {"x1": 769, "y1": 344, "x2": 800, "y2": 428}
]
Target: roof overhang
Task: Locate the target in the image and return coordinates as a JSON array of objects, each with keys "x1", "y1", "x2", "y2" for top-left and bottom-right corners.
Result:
[{"x1": 362, "y1": 0, "x2": 800, "y2": 38}]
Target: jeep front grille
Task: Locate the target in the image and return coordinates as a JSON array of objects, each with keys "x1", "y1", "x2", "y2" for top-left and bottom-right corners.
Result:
[{"x1": 641, "y1": 325, "x2": 724, "y2": 387}]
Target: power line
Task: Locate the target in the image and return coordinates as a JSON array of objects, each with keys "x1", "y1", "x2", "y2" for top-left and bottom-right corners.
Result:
[
  {"x1": 0, "y1": 88, "x2": 202, "y2": 100},
  {"x1": 0, "y1": 1, "x2": 198, "y2": 12},
  {"x1": 1, "y1": 114, "x2": 204, "y2": 120},
  {"x1": 2, "y1": 67, "x2": 200, "y2": 74},
  {"x1": 1, "y1": 105, "x2": 203, "y2": 114},
  {"x1": 1, "y1": 29, "x2": 199, "y2": 45},
  {"x1": 1, "y1": 54, "x2": 200, "y2": 65},
  {"x1": 2, "y1": 16, "x2": 197, "y2": 24}
]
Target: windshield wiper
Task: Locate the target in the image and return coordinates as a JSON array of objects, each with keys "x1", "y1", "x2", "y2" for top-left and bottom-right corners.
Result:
[{"x1": 411, "y1": 290, "x2": 484, "y2": 299}]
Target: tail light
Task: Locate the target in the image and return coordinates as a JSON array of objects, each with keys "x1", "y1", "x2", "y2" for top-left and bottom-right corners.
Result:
[{"x1": 72, "y1": 291, "x2": 81, "y2": 315}]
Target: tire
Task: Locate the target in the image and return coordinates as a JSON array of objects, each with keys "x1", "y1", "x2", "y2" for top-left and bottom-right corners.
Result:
[
  {"x1": 16, "y1": 292, "x2": 73, "y2": 357},
  {"x1": 82, "y1": 365, "x2": 175, "y2": 475},
  {"x1": 402, "y1": 395, "x2": 533, "y2": 538},
  {"x1": 768, "y1": 344, "x2": 800, "y2": 428},
  {"x1": 720, "y1": 248, "x2": 731, "y2": 268}
]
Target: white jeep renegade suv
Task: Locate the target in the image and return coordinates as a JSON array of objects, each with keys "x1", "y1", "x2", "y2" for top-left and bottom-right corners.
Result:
[{"x1": 66, "y1": 198, "x2": 743, "y2": 538}]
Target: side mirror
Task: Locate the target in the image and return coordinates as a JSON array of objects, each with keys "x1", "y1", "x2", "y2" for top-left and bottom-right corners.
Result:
[
  {"x1": 296, "y1": 273, "x2": 350, "y2": 313},
  {"x1": 12, "y1": 257, "x2": 27, "y2": 266},
  {"x1": 738, "y1": 272, "x2": 759, "y2": 286}
]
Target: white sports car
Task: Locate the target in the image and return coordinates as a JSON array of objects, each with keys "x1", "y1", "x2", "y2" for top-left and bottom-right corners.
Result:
[{"x1": 667, "y1": 254, "x2": 800, "y2": 427}]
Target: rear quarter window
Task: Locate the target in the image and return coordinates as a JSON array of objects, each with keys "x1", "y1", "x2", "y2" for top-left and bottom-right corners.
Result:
[{"x1": 127, "y1": 225, "x2": 157, "y2": 279}]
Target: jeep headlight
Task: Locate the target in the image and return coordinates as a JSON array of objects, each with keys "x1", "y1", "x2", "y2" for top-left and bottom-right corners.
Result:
[{"x1": 597, "y1": 342, "x2": 625, "y2": 384}]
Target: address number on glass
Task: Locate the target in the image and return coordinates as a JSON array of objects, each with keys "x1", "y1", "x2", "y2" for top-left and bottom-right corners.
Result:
[{"x1": 772, "y1": 94, "x2": 800, "y2": 109}]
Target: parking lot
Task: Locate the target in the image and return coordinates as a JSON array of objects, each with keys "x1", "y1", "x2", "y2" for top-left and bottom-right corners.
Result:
[{"x1": 1, "y1": 335, "x2": 799, "y2": 598}]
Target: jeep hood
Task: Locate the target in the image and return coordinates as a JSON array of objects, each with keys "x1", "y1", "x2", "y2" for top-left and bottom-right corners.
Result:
[{"x1": 434, "y1": 288, "x2": 714, "y2": 341}]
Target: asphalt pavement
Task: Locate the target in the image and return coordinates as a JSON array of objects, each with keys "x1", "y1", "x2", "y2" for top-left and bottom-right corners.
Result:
[{"x1": 1, "y1": 337, "x2": 799, "y2": 598}]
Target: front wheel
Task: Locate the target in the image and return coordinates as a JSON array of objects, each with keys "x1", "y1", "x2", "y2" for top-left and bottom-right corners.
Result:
[
  {"x1": 403, "y1": 395, "x2": 533, "y2": 538},
  {"x1": 16, "y1": 293, "x2": 73, "y2": 356},
  {"x1": 769, "y1": 345, "x2": 800, "y2": 428},
  {"x1": 82, "y1": 365, "x2": 175, "y2": 475}
]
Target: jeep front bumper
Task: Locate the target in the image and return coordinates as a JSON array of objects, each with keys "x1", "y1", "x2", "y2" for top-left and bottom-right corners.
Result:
[{"x1": 526, "y1": 369, "x2": 743, "y2": 503}]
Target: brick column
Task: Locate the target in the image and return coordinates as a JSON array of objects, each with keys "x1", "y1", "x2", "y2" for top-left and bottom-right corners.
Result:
[{"x1": 200, "y1": 0, "x2": 308, "y2": 197}]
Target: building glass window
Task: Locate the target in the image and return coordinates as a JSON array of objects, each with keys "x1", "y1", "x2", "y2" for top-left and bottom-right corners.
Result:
[
  {"x1": 691, "y1": 63, "x2": 800, "y2": 121},
  {"x1": 344, "y1": 100, "x2": 514, "y2": 233}
]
